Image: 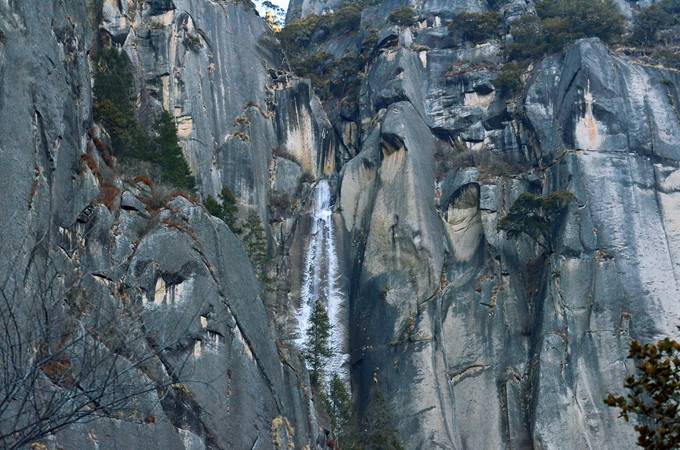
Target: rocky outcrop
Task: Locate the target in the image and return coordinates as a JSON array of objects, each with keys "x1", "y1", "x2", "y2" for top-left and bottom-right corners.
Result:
[
  {"x1": 0, "y1": 0, "x2": 327, "y2": 449},
  {"x1": 289, "y1": 1, "x2": 680, "y2": 449},
  {"x1": 2, "y1": 0, "x2": 680, "y2": 449}
]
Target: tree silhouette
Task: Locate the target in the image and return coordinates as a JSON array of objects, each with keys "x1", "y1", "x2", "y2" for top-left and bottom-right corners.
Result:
[
  {"x1": 304, "y1": 301, "x2": 332, "y2": 387},
  {"x1": 328, "y1": 374, "x2": 360, "y2": 449},
  {"x1": 498, "y1": 191, "x2": 574, "y2": 252},
  {"x1": 360, "y1": 387, "x2": 404, "y2": 450},
  {"x1": 0, "y1": 252, "x2": 197, "y2": 449}
]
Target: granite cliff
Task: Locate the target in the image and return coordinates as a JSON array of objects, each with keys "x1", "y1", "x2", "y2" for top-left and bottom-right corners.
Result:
[{"x1": 0, "y1": 0, "x2": 679, "y2": 449}]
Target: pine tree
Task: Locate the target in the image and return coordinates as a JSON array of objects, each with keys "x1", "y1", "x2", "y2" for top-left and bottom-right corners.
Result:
[
  {"x1": 361, "y1": 388, "x2": 405, "y2": 450},
  {"x1": 220, "y1": 187, "x2": 239, "y2": 232},
  {"x1": 304, "y1": 301, "x2": 333, "y2": 387},
  {"x1": 240, "y1": 211, "x2": 268, "y2": 279},
  {"x1": 153, "y1": 111, "x2": 195, "y2": 191},
  {"x1": 204, "y1": 195, "x2": 222, "y2": 218},
  {"x1": 328, "y1": 374, "x2": 360, "y2": 448},
  {"x1": 605, "y1": 334, "x2": 680, "y2": 449},
  {"x1": 498, "y1": 191, "x2": 574, "y2": 252},
  {"x1": 93, "y1": 48, "x2": 151, "y2": 159},
  {"x1": 203, "y1": 187, "x2": 240, "y2": 232}
]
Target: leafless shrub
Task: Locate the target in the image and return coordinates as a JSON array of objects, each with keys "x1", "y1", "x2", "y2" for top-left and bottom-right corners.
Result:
[{"x1": 0, "y1": 250, "x2": 200, "y2": 449}]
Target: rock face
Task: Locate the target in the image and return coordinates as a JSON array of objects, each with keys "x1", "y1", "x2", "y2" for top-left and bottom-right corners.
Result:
[
  {"x1": 0, "y1": 1, "x2": 327, "y2": 449},
  {"x1": 1, "y1": 0, "x2": 680, "y2": 449},
  {"x1": 286, "y1": 1, "x2": 680, "y2": 450}
]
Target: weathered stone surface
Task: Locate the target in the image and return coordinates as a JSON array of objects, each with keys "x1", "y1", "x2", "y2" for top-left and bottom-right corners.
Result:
[
  {"x1": 332, "y1": 7, "x2": 679, "y2": 450},
  {"x1": 0, "y1": 1, "x2": 323, "y2": 449},
  {"x1": 3, "y1": 0, "x2": 680, "y2": 448},
  {"x1": 271, "y1": 156, "x2": 303, "y2": 197}
]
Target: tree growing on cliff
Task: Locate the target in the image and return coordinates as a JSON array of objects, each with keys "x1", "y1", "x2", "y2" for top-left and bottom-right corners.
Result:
[
  {"x1": 605, "y1": 335, "x2": 680, "y2": 449},
  {"x1": 449, "y1": 11, "x2": 501, "y2": 44},
  {"x1": 152, "y1": 111, "x2": 195, "y2": 191},
  {"x1": 498, "y1": 191, "x2": 574, "y2": 252},
  {"x1": 631, "y1": 0, "x2": 680, "y2": 45},
  {"x1": 304, "y1": 301, "x2": 333, "y2": 387},
  {"x1": 220, "y1": 187, "x2": 240, "y2": 232},
  {"x1": 204, "y1": 187, "x2": 240, "y2": 232},
  {"x1": 239, "y1": 211, "x2": 268, "y2": 280},
  {"x1": 498, "y1": 0, "x2": 625, "y2": 94},
  {"x1": 388, "y1": 7, "x2": 417, "y2": 27},
  {"x1": 504, "y1": 0, "x2": 625, "y2": 63},
  {"x1": 360, "y1": 388, "x2": 405, "y2": 450},
  {"x1": 328, "y1": 374, "x2": 360, "y2": 449},
  {"x1": 93, "y1": 48, "x2": 195, "y2": 191},
  {"x1": 93, "y1": 48, "x2": 150, "y2": 160}
]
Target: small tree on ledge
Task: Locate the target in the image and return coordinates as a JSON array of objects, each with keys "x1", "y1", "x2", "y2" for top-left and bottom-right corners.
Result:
[
  {"x1": 498, "y1": 191, "x2": 575, "y2": 253},
  {"x1": 240, "y1": 211, "x2": 268, "y2": 280}
]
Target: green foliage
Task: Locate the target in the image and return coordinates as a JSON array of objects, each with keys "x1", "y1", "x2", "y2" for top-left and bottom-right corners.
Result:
[
  {"x1": 360, "y1": 389, "x2": 405, "y2": 450},
  {"x1": 279, "y1": 2, "x2": 363, "y2": 49},
  {"x1": 304, "y1": 301, "x2": 333, "y2": 387},
  {"x1": 388, "y1": 7, "x2": 417, "y2": 27},
  {"x1": 495, "y1": 61, "x2": 524, "y2": 95},
  {"x1": 631, "y1": 0, "x2": 680, "y2": 45},
  {"x1": 93, "y1": 48, "x2": 195, "y2": 191},
  {"x1": 240, "y1": 211, "x2": 269, "y2": 278},
  {"x1": 278, "y1": 2, "x2": 377, "y2": 105},
  {"x1": 629, "y1": 0, "x2": 680, "y2": 69},
  {"x1": 204, "y1": 187, "x2": 239, "y2": 231},
  {"x1": 605, "y1": 335, "x2": 680, "y2": 449},
  {"x1": 503, "y1": 16, "x2": 545, "y2": 63},
  {"x1": 184, "y1": 34, "x2": 203, "y2": 52},
  {"x1": 93, "y1": 49, "x2": 151, "y2": 160},
  {"x1": 504, "y1": 0, "x2": 625, "y2": 64},
  {"x1": 288, "y1": 50, "x2": 336, "y2": 98},
  {"x1": 498, "y1": 191, "x2": 574, "y2": 251},
  {"x1": 204, "y1": 195, "x2": 222, "y2": 217},
  {"x1": 449, "y1": 11, "x2": 501, "y2": 44},
  {"x1": 220, "y1": 187, "x2": 239, "y2": 231},
  {"x1": 152, "y1": 112, "x2": 195, "y2": 191},
  {"x1": 329, "y1": 4, "x2": 364, "y2": 33},
  {"x1": 328, "y1": 375, "x2": 356, "y2": 443}
]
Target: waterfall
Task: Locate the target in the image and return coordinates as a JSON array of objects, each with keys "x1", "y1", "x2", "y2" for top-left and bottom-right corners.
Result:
[{"x1": 296, "y1": 180, "x2": 349, "y2": 385}]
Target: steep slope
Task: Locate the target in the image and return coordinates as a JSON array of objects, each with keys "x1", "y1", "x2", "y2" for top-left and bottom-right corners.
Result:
[
  {"x1": 0, "y1": 1, "x2": 332, "y2": 449},
  {"x1": 281, "y1": 0, "x2": 680, "y2": 449},
  {"x1": 1, "y1": 0, "x2": 679, "y2": 449}
]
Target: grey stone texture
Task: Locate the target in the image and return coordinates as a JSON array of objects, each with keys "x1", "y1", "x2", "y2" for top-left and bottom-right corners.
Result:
[{"x1": 2, "y1": 0, "x2": 679, "y2": 449}]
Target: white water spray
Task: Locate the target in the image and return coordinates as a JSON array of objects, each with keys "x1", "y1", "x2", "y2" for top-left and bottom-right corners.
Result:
[{"x1": 296, "y1": 180, "x2": 349, "y2": 385}]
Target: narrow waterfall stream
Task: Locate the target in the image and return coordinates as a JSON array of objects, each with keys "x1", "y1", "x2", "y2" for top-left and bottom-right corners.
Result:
[{"x1": 296, "y1": 180, "x2": 350, "y2": 384}]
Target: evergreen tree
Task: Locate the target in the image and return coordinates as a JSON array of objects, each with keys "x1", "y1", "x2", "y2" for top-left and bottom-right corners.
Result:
[
  {"x1": 204, "y1": 195, "x2": 223, "y2": 217},
  {"x1": 304, "y1": 301, "x2": 333, "y2": 387},
  {"x1": 93, "y1": 49, "x2": 196, "y2": 192},
  {"x1": 240, "y1": 211, "x2": 268, "y2": 279},
  {"x1": 328, "y1": 374, "x2": 360, "y2": 448},
  {"x1": 361, "y1": 388, "x2": 405, "y2": 450},
  {"x1": 220, "y1": 187, "x2": 240, "y2": 232},
  {"x1": 153, "y1": 111, "x2": 195, "y2": 191},
  {"x1": 203, "y1": 187, "x2": 240, "y2": 232},
  {"x1": 93, "y1": 48, "x2": 151, "y2": 159},
  {"x1": 498, "y1": 191, "x2": 574, "y2": 252}
]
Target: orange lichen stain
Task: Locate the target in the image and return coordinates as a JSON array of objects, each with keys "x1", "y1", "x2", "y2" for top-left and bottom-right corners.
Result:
[{"x1": 575, "y1": 80, "x2": 603, "y2": 150}]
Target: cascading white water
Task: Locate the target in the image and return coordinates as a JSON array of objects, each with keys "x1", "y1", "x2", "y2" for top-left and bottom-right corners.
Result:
[{"x1": 296, "y1": 179, "x2": 349, "y2": 385}]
